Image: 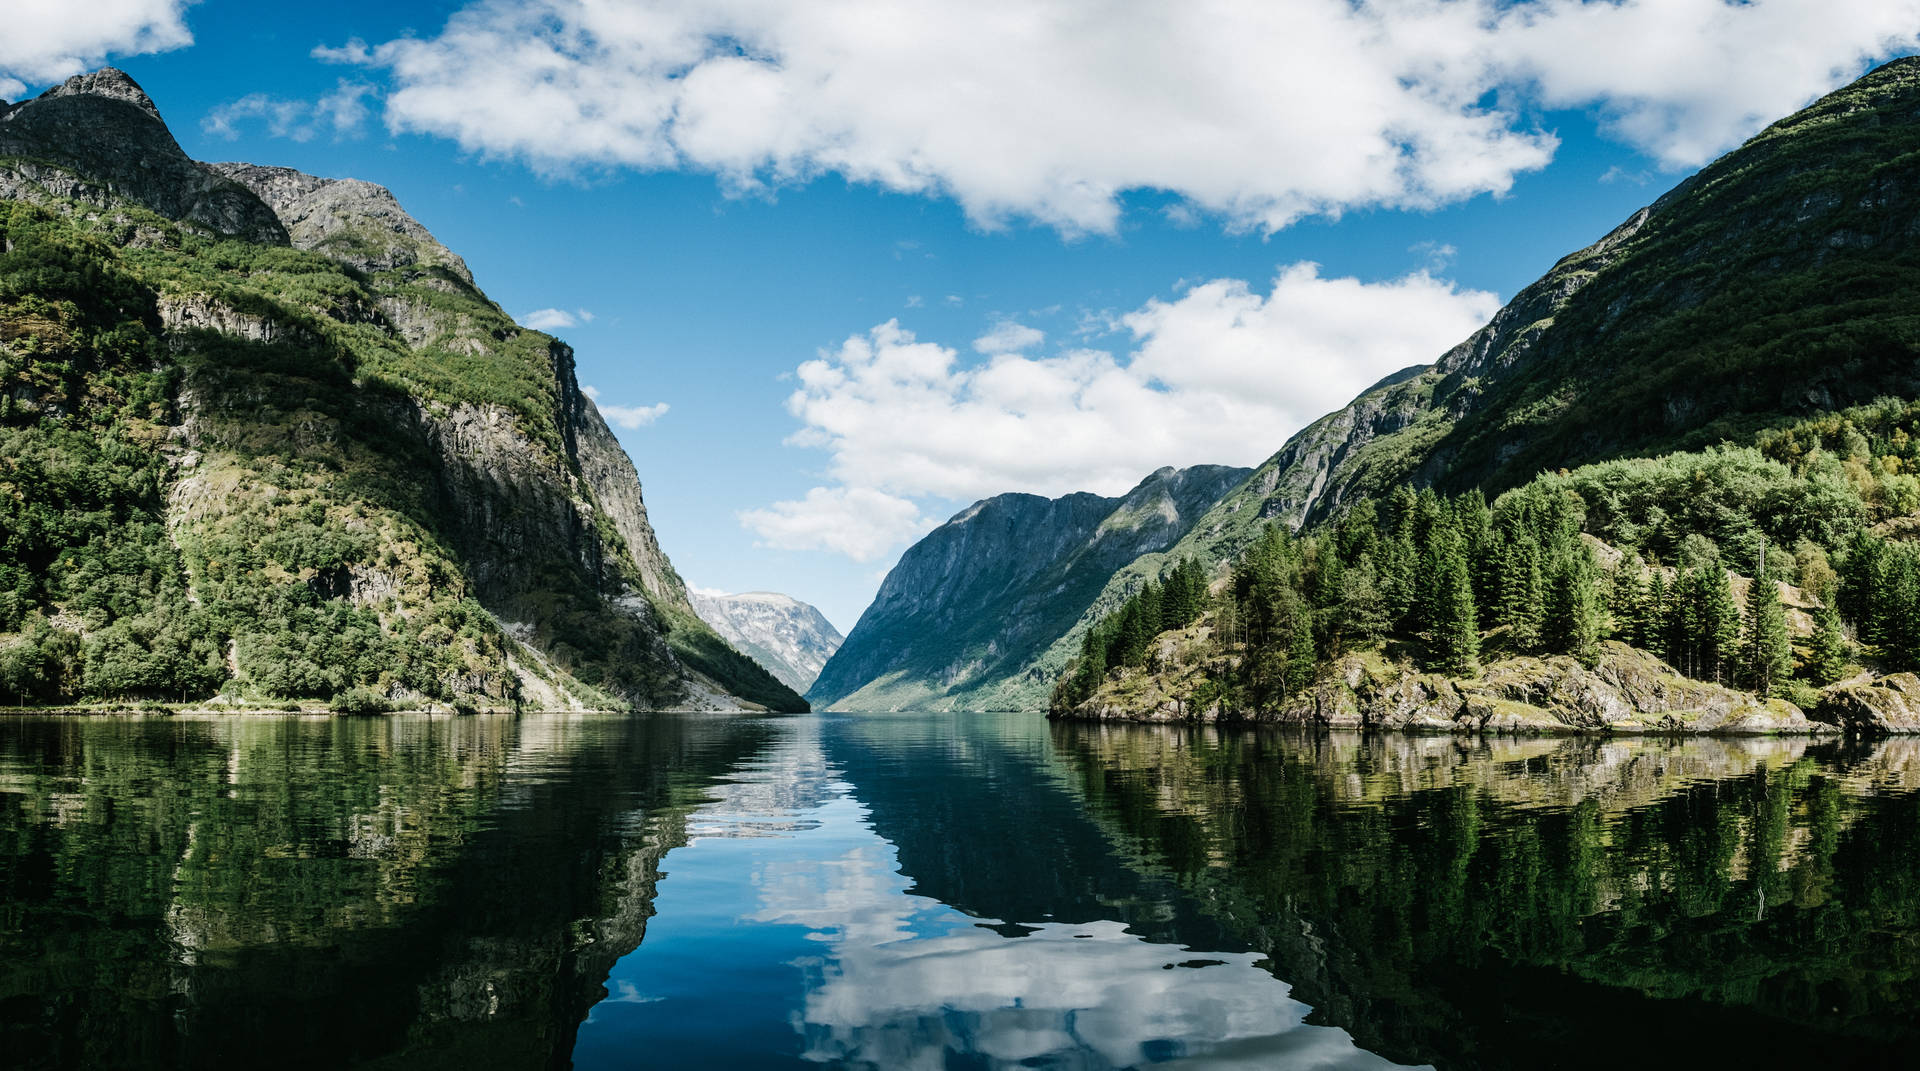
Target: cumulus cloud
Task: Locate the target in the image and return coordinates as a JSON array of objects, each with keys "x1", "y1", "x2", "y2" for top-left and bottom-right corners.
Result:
[
  {"x1": 1497, "y1": 0, "x2": 1920, "y2": 168},
  {"x1": 582, "y1": 386, "x2": 668, "y2": 430},
  {"x1": 598, "y1": 402, "x2": 669, "y2": 429},
  {"x1": 521, "y1": 307, "x2": 593, "y2": 331},
  {"x1": 738, "y1": 487, "x2": 927, "y2": 562},
  {"x1": 202, "y1": 81, "x2": 377, "y2": 143},
  {"x1": 747, "y1": 264, "x2": 1499, "y2": 558},
  {"x1": 0, "y1": 0, "x2": 193, "y2": 98},
  {"x1": 319, "y1": 0, "x2": 1919, "y2": 234},
  {"x1": 972, "y1": 320, "x2": 1044, "y2": 355}
]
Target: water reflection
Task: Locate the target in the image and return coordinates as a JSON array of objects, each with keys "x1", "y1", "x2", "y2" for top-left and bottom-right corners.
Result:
[
  {"x1": 0, "y1": 712, "x2": 775, "y2": 1069},
  {"x1": 1045, "y1": 725, "x2": 1920, "y2": 1069},
  {"x1": 7, "y1": 713, "x2": 1920, "y2": 1069},
  {"x1": 582, "y1": 715, "x2": 1395, "y2": 1070}
]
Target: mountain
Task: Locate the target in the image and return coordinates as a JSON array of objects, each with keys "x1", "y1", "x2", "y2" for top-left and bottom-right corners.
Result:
[
  {"x1": 689, "y1": 590, "x2": 844, "y2": 692},
  {"x1": 1137, "y1": 57, "x2": 1920, "y2": 580},
  {"x1": 823, "y1": 57, "x2": 1920, "y2": 714},
  {"x1": 0, "y1": 68, "x2": 805, "y2": 712},
  {"x1": 809, "y1": 465, "x2": 1251, "y2": 711}
]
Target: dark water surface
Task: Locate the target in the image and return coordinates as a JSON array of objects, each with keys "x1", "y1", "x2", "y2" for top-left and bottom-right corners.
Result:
[{"x1": 3, "y1": 713, "x2": 1920, "y2": 1069}]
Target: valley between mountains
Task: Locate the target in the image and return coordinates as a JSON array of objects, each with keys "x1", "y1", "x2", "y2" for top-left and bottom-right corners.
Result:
[{"x1": 10, "y1": 61, "x2": 1920, "y2": 736}]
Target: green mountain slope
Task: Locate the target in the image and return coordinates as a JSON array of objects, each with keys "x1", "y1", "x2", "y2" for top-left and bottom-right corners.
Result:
[
  {"x1": 824, "y1": 57, "x2": 1920, "y2": 713},
  {"x1": 1021, "y1": 57, "x2": 1920, "y2": 708},
  {"x1": 1167, "y1": 57, "x2": 1920, "y2": 566},
  {"x1": 809, "y1": 465, "x2": 1250, "y2": 711},
  {"x1": 0, "y1": 69, "x2": 804, "y2": 712}
]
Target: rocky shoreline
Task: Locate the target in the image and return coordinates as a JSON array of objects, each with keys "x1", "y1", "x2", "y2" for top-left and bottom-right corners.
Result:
[{"x1": 1051, "y1": 639, "x2": 1920, "y2": 736}]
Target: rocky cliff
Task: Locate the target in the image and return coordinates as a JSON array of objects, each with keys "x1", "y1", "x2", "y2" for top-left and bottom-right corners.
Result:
[
  {"x1": 0, "y1": 69, "x2": 285, "y2": 243},
  {"x1": 690, "y1": 590, "x2": 844, "y2": 693},
  {"x1": 0, "y1": 68, "x2": 804, "y2": 712},
  {"x1": 1056, "y1": 635, "x2": 1836, "y2": 735},
  {"x1": 809, "y1": 464, "x2": 1250, "y2": 710}
]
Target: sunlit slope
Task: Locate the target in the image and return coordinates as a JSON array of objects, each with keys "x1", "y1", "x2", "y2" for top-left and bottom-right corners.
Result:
[
  {"x1": 1015, "y1": 57, "x2": 1920, "y2": 704},
  {"x1": 0, "y1": 68, "x2": 804, "y2": 711},
  {"x1": 810, "y1": 465, "x2": 1250, "y2": 710}
]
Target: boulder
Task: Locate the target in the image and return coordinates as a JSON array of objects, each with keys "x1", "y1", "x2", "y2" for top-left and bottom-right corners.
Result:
[{"x1": 1813, "y1": 674, "x2": 1920, "y2": 734}]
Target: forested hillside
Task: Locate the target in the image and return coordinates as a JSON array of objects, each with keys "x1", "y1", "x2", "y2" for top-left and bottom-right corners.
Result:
[
  {"x1": 0, "y1": 69, "x2": 805, "y2": 712},
  {"x1": 1053, "y1": 398, "x2": 1920, "y2": 729},
  {"x1": 844, "y1": 57, "x2": 1920, "y2": 716}
]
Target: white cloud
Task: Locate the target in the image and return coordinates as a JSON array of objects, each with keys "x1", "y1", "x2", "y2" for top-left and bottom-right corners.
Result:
[
  {"x1": 1497, "y1": 0, "x2": 1920, "y2": 168},
  {"x1": 749, "y1": 264, "x2": 1499, "y2": 558},
  {"x1": 972, "y1": 320, "x2": 1044, "y2": 355},
  {"x1": 521, "y1": 307, "x2": 577, "y2": 330},
  {"x1": 202, "y1": 80, "x2": 376, "y2": 142},
  {"x1": 318, "y1": 0, "x2": 1918, "y2": 235},
  {"x1": 582, "y1": 386, "x2": 669, "y2": 429},
  {"x1": 0, "y1": 0, "x2": 192, "y2": 98},
  {"x1": 1409, "y1": 240, "x2": 1458, "y2": 270},
  {"x1": 739, "y1": 487, "x2": 927, "y2": 562},
  {"x1": 599, "y1": 402, "x2": 669, "y2": 429}
]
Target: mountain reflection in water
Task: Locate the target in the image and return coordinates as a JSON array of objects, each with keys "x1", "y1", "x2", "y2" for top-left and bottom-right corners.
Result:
[{"x1": 5, "y1": 712, "x2": 1920, "y2": 1068}]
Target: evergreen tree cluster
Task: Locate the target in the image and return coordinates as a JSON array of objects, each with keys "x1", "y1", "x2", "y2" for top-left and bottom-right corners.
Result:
[
  {"x1": 1056, "y1": 558, "x2": 1210, "y2": 706},
  {"x1": 1837, "y1": 532, "x2": 1920, "y2": 669},
  {"x1": 1051, "y1": 439, "x2": 1920, "y2": 714}
]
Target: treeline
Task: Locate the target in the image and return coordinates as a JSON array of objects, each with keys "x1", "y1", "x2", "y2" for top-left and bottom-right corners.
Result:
[{"x1": 1055, "y1": 429, "x2": 1920, "y2": 713}]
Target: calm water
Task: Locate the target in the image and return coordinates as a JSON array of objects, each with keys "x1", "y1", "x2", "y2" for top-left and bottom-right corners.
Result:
[{"x1": 4, "y1": 714, "x2": 1920, "y2": 1069}]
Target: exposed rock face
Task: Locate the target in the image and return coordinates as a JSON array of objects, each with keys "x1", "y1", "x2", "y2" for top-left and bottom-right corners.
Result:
[
  {"x1": 1058, "y1": 641, "x2": 1834, "y2": 736},
  {"x1": 691, "y1": 591, "x2": 844, "y2": 692},
  {"x1": 205, "y1": 162, "x2": 475, "y2": 284},
  {"x1": 0, "y1": 67, "x2": 804, "y2": 712},
  {"x1": 810, "y1": 464, "x2": 1251, "y2": 711},
  {"x1": 1814, "y1": 675, "x2": 1920, "y2": 734},
  {"x1": 563, "y1": 357, "x2": 697, "y2": 615},
  {"x1": 0, "y1": 68, "x2": 286, "y2": 243}
]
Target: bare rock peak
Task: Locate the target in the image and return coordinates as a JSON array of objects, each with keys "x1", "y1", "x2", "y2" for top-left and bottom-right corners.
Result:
[
  {"x1": 41, "y1": 67, "x2": 161, "y2": 121},
  {"x1": 207, "y1": 161, "x2": 476, "y2": 285}
]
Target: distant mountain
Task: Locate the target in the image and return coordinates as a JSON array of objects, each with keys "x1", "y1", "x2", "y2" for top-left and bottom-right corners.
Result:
[
  {"x1": 690, "y1": 590, "x2": 844, "y2": 692},
  {"x1": 808, "y1": 465, "x2": 1251, "y2": 711},
  {"x1": 0, "y1": 69, "x2": 805, "y2": 712}
]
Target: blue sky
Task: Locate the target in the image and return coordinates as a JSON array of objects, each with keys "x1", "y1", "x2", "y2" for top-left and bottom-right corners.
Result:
[{"x1": 6, "y1": 0, "x2": 1918, "y2": 631}]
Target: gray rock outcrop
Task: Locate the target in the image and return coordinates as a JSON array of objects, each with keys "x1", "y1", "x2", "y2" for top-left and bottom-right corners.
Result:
[
  {"x1": 1814, "y1": 674, "x2": 1920, "y2": 733},
  {"x1": 1060, "y1": 640, "x2": 1834, "y2": 736},
  {"x1": 691, "y1": 591, "x2": 844, "y2": 692},
  {"x1": 0, "y1": 68, "x2": 286, "y2": 243}
]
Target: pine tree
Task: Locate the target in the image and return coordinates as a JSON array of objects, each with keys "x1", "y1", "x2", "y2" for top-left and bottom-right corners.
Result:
[
  {"x1": 1886, "y1": 549, "x2": 1920, "y2": 670},
  {"x1": 1380, "y1": 531, "x2": 1418, "y2": 632},
  {"x1": 1612, "y1": 566, "x2": 1648, "y2": 648},
  {"x1": 1546, "y1": 551, "x2": 1602, "y2": 667},
  {"x1": 1425, "y1": 526, "x2": 1480, "y2": 676},
  {"x1": 1339, "y1": 556, "x2": 1389, "y2": 647},
  {"x1": 1497, "y1": 534, "x2": 1545, "y2": 653},
  {"x1": 1806, "y1": 602, "x2": 1850, "y2": 686},
  {"x1": 1699, "y1": 566, "x2": 1743, "y2": 684},
  {"x1": 1115, "y1": 596, "x2": 1153, "y2": 667},
  {"x1": 1738, "y1": 575, "x2": 1792, "y2": 694},
  {"x1": 1285, "y1": 615, "x2": 1317, "y2": 697},
  {"x1": 1646, "y1": 569, "x2": 1673, "y2": 663},
  {"x1": 1839, "y1": 532, "x2": 1890, "y2": 644}
]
